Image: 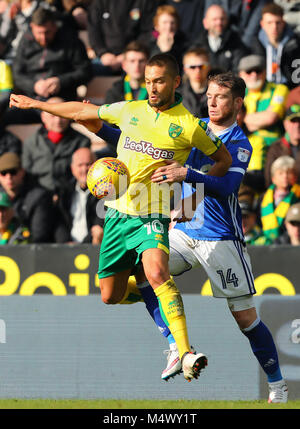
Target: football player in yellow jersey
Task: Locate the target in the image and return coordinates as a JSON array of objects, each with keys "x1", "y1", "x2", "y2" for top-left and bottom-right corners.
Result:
[{"x1": 9, "y1": 54, "x2": 232, "y2": 381}]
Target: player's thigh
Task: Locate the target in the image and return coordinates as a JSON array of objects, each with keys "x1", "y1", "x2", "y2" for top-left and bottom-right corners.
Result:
[
  {"x1": 168, "y1": 228, "x2": 201, "y2": 276},
  {"x1": 195, "y1": 240, "x2": 256, "y2": 298},
  {"x1": 133, "y1": 215, "x2": 170, "y2": 281},
  {"x1": 98, "y1": 208, "x2": 137, "y2": 280},
  {"x1": 99, "y1": 269, "x2": 132, "y2": 304}
]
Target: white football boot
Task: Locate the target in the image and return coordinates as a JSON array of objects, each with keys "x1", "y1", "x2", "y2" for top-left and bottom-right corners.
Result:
[
  {"x1": 268, "y1": 379, "x2": 288, "y2": 403},
  {"x1": 181, "y1": 351, "x2": 208, "y2": 381},
  {"x1": 161, "y1": 345, "x2": 198, "y2": 381},
  {"x1": 161, "y1": 343, "x2": 181, "y2": 381}
]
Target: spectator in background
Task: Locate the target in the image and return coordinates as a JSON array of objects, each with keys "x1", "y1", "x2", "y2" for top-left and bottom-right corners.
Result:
[
  {"x1": 265, "y1": 104, "x2": 300, "y2": 188},
  {"x1": 0, "y1": 190, "x2": 30, "y2": 244},
  {"x1": 260, "y1": 155, "x2": 300, "y2": 244},
  {"x1": 239, "y1": 198, "x2": 266, "y2": 246},
  {"x1": 204, "y1": 0, "x2": 272, "y2": 50},
  {"x1": 4, "y1": 7, "x2": 92, "y2": 125},
  {"x1": 250, "y1": 3, "x2": 300, "y2": 89},
  {"x1": 159, "y1": 0, "x2": 205, "y2": 47},
  {"x1": 178, "y1": 47, "x2": 210, "y2": 118},
  {"x1": 0, "y1": 109, "x2": 22, "y2": 156},
  {"x1": 104, "y1": 41, "x2": 149, "y2": 104},
  {"x1": 0, "y1": 0, "x2": 87, "y2": 59},
  {"x1": 54, "y1": 147, "x2": 104, "y2": 244},
  {"x1": 0, "y1": 0, "x2": 49, "y2": 63},
  {"x1": 0, "y1": 59, "x2": 13, "y2": 115},
  {"x1": 238, "y1": 54, "x2": 289, "y2": 189},
  {"x1": 87, "y1": 0, "x2": 157, "y2": 76},
  {"x1": 149, "y1": 4, "x2": 187, "y2": 72},
  {"x1": 58, "y1": 0, "x2": 92, "y2": 31},
  {"x1": 194, "y1": 4, "x2": 249, "y2": 74},
  {"x1": 274, "y1": 201, "x2": 300, "y2": 245},
  {"x1": 21, "y1": 96, "x2": 91, "y2": 195},
  {"x1": 0, "y1": 152, "x2": 54, "y2": 242}
]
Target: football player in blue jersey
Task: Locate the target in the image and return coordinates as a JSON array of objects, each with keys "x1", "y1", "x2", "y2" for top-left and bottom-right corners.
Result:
[
  {"x1": 154, "y1": 72, "x2": 287, "y2": 403},
  {"x1": 94, "y1": 71, "x2": 287, "y2": 403}
]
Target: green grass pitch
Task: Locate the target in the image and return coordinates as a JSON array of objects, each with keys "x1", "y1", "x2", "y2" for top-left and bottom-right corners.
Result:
[{"x1": 0, "y1": 399, "x2": 299, "y2": 409}]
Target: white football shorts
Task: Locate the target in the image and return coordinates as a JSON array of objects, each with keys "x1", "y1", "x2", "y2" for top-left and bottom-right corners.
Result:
[{"x1": 168, "y1": 228, "x2": 256, "y2": 301}]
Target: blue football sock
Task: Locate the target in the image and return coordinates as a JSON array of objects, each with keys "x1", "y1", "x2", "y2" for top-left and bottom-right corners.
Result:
[
  {"x1": 137, "y1": 281, "x2": 175, "y2": 343},
  {"x1": 242, "y1": 318, "x2": 283, "y2": 383}
]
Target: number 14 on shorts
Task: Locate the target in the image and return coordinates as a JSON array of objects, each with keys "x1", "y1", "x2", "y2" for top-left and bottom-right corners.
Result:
[{"x1": 217, "y1": 268, "x2": 239, "y2": 289}]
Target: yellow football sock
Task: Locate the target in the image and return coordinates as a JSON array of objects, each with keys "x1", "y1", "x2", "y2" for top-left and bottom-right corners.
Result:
[
  {"x1": 118, "y1": 276, "x2": 144, "y2": 304},
  {"x1": 154, "y1": 278, "x2": 190, "y2": 360}
]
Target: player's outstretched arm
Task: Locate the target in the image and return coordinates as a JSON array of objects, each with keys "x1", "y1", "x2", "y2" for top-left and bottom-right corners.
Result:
[{"x1": 9, "y1": 94, "x2": 103, "y2": 133}]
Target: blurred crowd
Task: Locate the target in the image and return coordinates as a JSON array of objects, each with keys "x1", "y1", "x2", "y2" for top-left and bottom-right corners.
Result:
[{"x1": 0, "y1": 0, "x2": 300, "y2": 246}]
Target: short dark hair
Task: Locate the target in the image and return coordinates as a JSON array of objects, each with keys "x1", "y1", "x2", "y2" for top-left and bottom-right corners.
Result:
[
  {"x1": 261, "y1": 3, "x2": 284, "y2": 18},
  {"x1": 208, "y1": 72, "x2": 246, "y2": 99},
  {"x1": 124, "y1": 41, "x2": 150, "y2": 59},
  {"x1": 183, "y1": 47, "x2": 209, "y2": 61},
  {"x1": 31, "y1": 7, "x2": 56, "y2": 26},
  {"x1": 146, "y1": 53, "x2": 180, "y2": 78}
]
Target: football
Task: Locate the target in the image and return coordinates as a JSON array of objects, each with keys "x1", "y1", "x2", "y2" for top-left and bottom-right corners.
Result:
[{"x1": 87, "y1": 157, "x2": 130, "y2": 200}]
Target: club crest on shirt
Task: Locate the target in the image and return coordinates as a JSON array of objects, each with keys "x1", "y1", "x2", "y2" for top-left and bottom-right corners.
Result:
[
  {"x1": 168, "y1": 123, "x2": 183, "y2": 138},
  {"x1": 237, "y1": 147, "x2": 250, "y2": 162}
]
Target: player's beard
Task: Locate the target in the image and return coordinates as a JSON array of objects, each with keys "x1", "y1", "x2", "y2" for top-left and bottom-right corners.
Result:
[
  {"x1": 148, "y1": 88, "x2": 174, "y2": 109},
  {"x1": 210, "y1": 108, "x2": 235, "y2": 125}
]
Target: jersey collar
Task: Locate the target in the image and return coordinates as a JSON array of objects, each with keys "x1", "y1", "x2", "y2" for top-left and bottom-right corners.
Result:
[{"x1": 208, "y1": 121, "x2": 237, "y2": 137}]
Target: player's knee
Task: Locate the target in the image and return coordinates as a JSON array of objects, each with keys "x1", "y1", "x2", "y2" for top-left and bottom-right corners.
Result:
[
  {"x1": 99, "y1": 280, "x2": 119, "y2": 305},
  {"x1": 232, "y1": 308, "x2": 257, "y2": 330},
  {"x1": 101, "y1": 294, "x2": 118, "y2": 305},
  {"x1": 146, "y1": 266, "x2": 167, "y2": 288}
]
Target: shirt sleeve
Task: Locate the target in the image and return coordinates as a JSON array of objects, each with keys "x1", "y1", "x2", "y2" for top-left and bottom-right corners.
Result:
[
  {"x1": 227, "y1": 139, "x2": 252, "y2": 175},
  {"x1": 185, "y1": 169, "x2": 243, "y2": 198},
  {"x1": 185, "y1": 138, "x2": 252, "y2": 198},
  {"x1": 191, "y1": 120, "x2": 223, "y2": 156},
  {"x1": 97, "y1": 101, "x2": 128, "y2": 127},
  {"x1": 96, "y1": 123, "x2": 121, "y2": 148}
]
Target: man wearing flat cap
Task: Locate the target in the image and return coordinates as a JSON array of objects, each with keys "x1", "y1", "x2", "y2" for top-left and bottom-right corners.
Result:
[
  {"x1": 238, "y1": 54, "x2": 289, "y2": 190},
  {"x1": 264, "y1": 104, "x2": 300, "y2": 187},
  {"x1": 274, "y1": 202, "x2": 300, "y2": 245},
  {"x1": 239, "y1": 198, "x2": 266, "y2": 246},
  {"x1": 0, "y1": 152, "x2": 54, "y2": 242}
]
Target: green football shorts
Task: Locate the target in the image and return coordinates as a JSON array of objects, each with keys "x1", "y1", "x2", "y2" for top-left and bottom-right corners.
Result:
[{"x1": 98, "y1": 208, "x2": 170, "y2": 279}]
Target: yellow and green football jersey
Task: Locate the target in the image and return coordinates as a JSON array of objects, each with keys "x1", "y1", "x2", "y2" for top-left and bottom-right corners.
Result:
[
  {"x1": 98, "y1": 94, "x2": 222, "y2": 216},
  {"x1": 244, "y1": 82, "x2": 289, "y2": 146}
]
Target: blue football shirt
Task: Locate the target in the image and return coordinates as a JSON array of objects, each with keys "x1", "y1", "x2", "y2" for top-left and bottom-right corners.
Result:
[{"x1": 175, "y1": 120, "x2": 252, "y2": 242}]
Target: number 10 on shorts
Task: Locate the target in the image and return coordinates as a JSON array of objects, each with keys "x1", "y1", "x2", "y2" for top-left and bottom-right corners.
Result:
[{"x1": 144, "y1": 220, "x2": 165, "y2": 234}]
